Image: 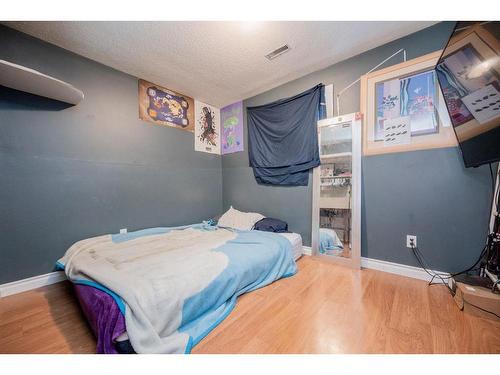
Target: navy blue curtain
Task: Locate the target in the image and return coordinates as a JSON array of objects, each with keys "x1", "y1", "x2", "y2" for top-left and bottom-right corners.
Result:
[{"x1": 247, "y1": 84, "x2": 326, "y2": 186}]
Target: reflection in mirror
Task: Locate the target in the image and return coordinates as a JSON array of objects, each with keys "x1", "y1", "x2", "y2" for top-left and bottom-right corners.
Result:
[
  {"x1": 318, "y1": 122, "x2": 352, "y2": 258},
  {"x1": 436, "y1": 21, "x2": 500, "y2": 167}
]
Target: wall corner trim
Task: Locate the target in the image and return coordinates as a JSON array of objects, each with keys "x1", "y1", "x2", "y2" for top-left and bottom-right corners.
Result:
[{"x1": 0, "y1": 271, "x2": 67, "y2": 298}]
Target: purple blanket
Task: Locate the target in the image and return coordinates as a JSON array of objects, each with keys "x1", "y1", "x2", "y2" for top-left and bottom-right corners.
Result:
[{"x1": 74, "y1": 284, "x2": 126, "y2": 354}]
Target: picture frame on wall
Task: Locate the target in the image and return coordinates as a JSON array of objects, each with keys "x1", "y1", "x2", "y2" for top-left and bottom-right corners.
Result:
[
  {"x1": 375, "y1": 70, "x2": 439, "y2": 141},
  {"x1": 360, "y1": 51, "x2": 457, "y2": 156}
]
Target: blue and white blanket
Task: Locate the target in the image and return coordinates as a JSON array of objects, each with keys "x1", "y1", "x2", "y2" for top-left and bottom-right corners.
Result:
[
  {"x1": 57, "y1": 224, "x2": 296, "y2": 353},
  {"x1": 319, "y1": 228, "x2": 344, "y2": 253}
]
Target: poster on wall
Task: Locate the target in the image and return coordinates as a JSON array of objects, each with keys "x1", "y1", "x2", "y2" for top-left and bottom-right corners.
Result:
[
  {"x1": 220, "y1": 101, "x2": 244, "y2": 154},
  {"x1": 399, "y1": 71, "x2": 438, "y2": 135},
  {"x1": 195, "y1": 100, "x2": 221, "y2": 154},
  {"x1": 138, "y1": 79, "x2": 195, "y2": 133},
  {"x1": 375, "y1": 70, "x2": 439, "y2": 141}
]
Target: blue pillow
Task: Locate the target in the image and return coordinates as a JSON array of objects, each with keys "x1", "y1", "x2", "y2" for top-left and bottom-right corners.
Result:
[{"x1": 253, "y1": 218, "x2": 288, "y2": 233}]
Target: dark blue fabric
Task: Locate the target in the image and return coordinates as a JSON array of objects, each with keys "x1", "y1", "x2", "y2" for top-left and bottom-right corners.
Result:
[
  {"x1": 254, "y1": 218, "x2": 289, "y2": 233},
  {"x1": 247, "y1": 84, "x2": 326, "y2": 186}
]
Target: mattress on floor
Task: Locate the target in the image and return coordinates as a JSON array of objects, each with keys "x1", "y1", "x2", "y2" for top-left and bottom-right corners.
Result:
[
  {"x1": 277, "y1": 232, "x2": 303, "y2": 260},
  {"x1": 73, "y1": 230, "x2": 303, "y2": 353}
]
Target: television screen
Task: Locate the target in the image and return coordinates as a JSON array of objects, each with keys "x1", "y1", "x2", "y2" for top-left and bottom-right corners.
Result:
[{"x1": 436, "y1": 21, "x2": 500, "y2": 167}]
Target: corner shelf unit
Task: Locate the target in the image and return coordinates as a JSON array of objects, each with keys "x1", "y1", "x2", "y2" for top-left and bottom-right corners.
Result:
[{"x1": 0, "y1": 59, "x2": 84, "y2": 105}]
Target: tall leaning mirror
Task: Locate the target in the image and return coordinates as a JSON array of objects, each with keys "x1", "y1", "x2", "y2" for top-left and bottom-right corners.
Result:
[{"x1": 311, "y1": 113, "x2": 362, "y2": 268}]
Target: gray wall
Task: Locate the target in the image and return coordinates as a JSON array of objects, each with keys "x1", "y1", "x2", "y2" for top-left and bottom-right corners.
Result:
[
  {"x1": 222, "y1": 22, "x2": 494, "y2": 272},
  {"x1": 0, "y1": 25, "x2": 223, "y2": 283}
]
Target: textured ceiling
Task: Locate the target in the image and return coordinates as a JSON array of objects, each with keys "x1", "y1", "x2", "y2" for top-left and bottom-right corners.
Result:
[{"x1": 3, "y1": 21, "x2": 437, "y2": 107}]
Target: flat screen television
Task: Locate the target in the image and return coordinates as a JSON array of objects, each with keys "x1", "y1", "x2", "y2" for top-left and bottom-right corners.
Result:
[{"x1": 436, "y1": 21, "x2": 500, "y2": 168}]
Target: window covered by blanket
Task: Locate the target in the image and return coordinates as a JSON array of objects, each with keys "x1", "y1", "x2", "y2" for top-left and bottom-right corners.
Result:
[{"x1": 247, "y1": 84, "x2": 326, "y2": 186}]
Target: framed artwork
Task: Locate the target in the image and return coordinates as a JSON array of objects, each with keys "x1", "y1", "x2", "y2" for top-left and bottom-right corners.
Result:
[
  {"x1": 435, "y1": 25, "x2": 500, "y2": 142},
  {"x1": 360, "y1": 51, "x2": 457, "y2": 156},
  {"x1": 220, "y1": 101, "x2": 244, "y2": 154},
  {"x1": 138, "y1": 79, "x2": 195, "y2": 133},
  {"x1": 375, "y1": 70, "x2": 439, "y2": 141},
  {"x1": 195, "y1": 100, "x2": 221, "y2": 154}
]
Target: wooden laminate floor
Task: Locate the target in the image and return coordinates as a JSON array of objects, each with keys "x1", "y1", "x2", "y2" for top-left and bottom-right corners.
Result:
[{"x1": 1, "y1": 256, "x2": 499, "y2": 354}]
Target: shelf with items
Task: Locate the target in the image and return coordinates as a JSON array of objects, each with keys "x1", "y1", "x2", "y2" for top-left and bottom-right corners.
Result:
[
  {"x1": 319, "y1": 160, "x2": 351, "y2": 178},
  {"x1": 320, "y1": 179, "x2": 351, "y2": 189},
  {"x1": 319, "y1": 197, "x2": 350, "y2": 210},
  {"x1": 320, "y1": 207, "x2": 351, "y2": 244},
  {"x1": 320, "y1": 174, "x2": 352, "y2": 179},
  {"x1": 320, "y1": 152, "x2": 352, "y2": 161}
]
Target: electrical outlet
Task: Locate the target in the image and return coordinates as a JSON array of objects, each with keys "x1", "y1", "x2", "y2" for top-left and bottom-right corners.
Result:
[
  {"x1": 406, "y1": 235, "x2": 417, "y2": 248},
  {"x1": 120, "y1": 228, "x2": 127, "y2": 234}
]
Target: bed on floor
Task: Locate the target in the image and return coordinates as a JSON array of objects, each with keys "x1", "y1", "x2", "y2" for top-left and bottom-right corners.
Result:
[{"x1": 56, "y1": 220, "x2": 302, "y2": 354}]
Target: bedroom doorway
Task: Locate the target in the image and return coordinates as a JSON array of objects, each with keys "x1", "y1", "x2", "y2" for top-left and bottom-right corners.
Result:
[{"x1": 311, "y1": 113, "x2": 361, "y2": 269}]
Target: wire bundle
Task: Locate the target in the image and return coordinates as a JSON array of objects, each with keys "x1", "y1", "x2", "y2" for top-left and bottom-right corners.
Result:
[{"x1": 409, "y1": 242, "x2": 499, "y2": 319}]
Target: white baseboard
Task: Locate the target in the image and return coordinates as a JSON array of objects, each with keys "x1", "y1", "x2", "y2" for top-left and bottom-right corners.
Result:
[
  {"x1": 0, "y1": 271, "x2": 67, "y2": 298},
  {"x1": 302, "y1": 246, "x2": 448, "y2": 282},
  {"x1": 361, "y1": 257, "x2": 450, "y2": 282},
  {"x1": 302, "y1": 246, "x2": 312, "y2": 256}
]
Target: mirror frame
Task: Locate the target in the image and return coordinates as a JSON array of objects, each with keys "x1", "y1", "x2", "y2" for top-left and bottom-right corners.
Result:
[{"x1": 311, "y1": 112, "x2": 362, "y2": 269}]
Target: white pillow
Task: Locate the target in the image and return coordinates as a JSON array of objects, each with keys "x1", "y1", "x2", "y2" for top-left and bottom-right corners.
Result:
[{"x1": 218, "y1": 206, "x2": 265, "y2": 231}]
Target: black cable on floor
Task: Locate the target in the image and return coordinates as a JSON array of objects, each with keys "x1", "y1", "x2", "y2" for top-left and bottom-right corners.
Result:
[
  {"x1": 409, "y1": 244, "x2": 454, "y2": 293},
  {"x1": 409, "y1": 243, "x2": 500, "y2": 320}
]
